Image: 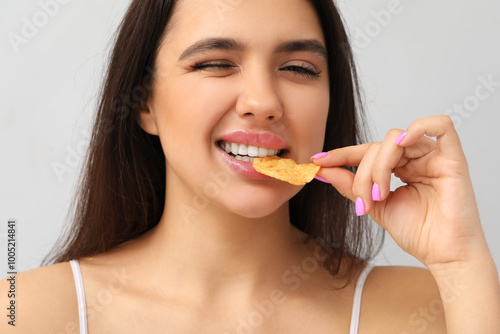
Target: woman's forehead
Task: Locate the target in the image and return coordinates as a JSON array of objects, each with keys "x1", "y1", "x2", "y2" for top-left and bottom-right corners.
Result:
[{"x1": 164, "y1": 0, "x2": 325, "y2": 47}]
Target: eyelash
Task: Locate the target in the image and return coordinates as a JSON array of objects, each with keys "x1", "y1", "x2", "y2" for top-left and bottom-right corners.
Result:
[{"x1": 191, "y1": 62, "x2": 321, "y2": 79}]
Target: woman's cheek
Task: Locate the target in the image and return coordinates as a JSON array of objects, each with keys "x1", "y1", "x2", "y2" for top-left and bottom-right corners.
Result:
[{"x1": 284, "y1": 94, "x2": 329, "y2": 158}]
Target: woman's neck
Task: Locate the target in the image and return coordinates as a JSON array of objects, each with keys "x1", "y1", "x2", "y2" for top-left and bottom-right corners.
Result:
[{"x1": 135, "y1": 177, "x2": 320, "y2": 306}]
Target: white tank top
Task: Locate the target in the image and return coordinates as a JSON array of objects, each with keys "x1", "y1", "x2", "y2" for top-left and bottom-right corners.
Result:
[{"x1": 70, "y1": 259, "x2": 374, "y2": 333}]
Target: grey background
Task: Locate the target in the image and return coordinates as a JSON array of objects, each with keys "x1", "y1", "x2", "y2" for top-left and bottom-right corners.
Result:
[{"x1": 1, "y1": 0, "x2": 499, "y2": 278}]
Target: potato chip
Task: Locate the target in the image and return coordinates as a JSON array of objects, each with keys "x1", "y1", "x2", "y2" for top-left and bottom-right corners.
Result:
[{"x1": 252, "y1": 156, "x2": 321, "y2": 186}]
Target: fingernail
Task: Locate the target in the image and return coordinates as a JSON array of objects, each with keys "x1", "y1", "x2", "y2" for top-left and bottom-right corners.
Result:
[
  {"x1": 372, "y1": 183, "x2": 381, "y2": 201},
  {"x1": 355, "y1": 197, "x2": 366, "y2": 216},
  {"x1": 310, "y1": 152, "x2": 328, "y2": 161},
  {"x1": 395, "y1": 131, "x2": 407, "y2": 145},
  {"x1": 314, "y1": 176, "x2": 330, "y2": 184}
]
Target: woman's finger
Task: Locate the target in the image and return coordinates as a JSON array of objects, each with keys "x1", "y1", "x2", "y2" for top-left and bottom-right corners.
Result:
[
  {"x1": 315, "y1": 167, "x2": 356, "y2": 202},
  {"x1": 398, "y1": 114, "x2": 466, "y2": 162},
  {"x1": 370, "y1": 129, "x2": 407, "y2": 201},
  {"x1": 310, "y1": 143, "x2": 371, "y2": 167},
  {"x1": 401, "y1": 136, "x2": 438, "y2": 160},
  {"x1": 351, "y1": 143, "x2": 382, "y2": 215},
  {"x1": 368, "y1": 130, "x2": 437, "y2": 201}
]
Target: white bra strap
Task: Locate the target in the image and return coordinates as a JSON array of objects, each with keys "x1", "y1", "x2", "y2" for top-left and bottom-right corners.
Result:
[
  {"x1": 349, "y1": 263, "x2": 375, "y2": 334},
  {"x1": 69, "y1": 259, "x2": 88, "y2": 334}
]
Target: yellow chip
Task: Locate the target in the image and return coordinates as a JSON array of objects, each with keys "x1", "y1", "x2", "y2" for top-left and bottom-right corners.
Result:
[{"x1": 252, "y1": 156, "x2": 321, "y2": 186}]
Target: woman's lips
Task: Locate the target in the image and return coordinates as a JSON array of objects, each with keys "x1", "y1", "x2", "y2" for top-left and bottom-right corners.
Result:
[
  {"x1": 215, "y1": 129, "x2": 290, "y2": 180},
  {"x1": 217, "y1": 145, "x2": 272, "y2": 180},
  {"x1": 216, "y1": 130, "x2": 288, "y2": 150}
]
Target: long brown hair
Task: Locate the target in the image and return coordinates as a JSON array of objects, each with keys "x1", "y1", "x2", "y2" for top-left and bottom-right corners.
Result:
[{"x1": 43, "y1": 0, "x2": 384, "y2": 282}]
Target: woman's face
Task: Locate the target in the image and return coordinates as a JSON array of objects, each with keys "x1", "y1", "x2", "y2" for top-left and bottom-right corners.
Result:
[{"x1": 140, "y1": 0, "x2": 330, "y2": 218}]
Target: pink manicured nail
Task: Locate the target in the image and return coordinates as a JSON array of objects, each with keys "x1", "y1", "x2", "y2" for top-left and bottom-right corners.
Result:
[
  {"x1": 395, "y1": 131, "x2": 407, "y2": 145},
  {"x1": 372, "y1": 183, "x2": 381, "y2": 201},
  {"x1": 314, "y1": 176, "x2": 330, "y2": 184},
  {"x1": 355, "y1": 197, "x2": 365, "y2": 216},
  {"x1": 310, "y1": 152, "x2": 328, "y2": 161}
]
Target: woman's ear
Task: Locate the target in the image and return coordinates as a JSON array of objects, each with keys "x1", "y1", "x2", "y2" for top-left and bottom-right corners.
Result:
[{"x1": 137, "y1": 105, "x2": 159, "y2": 136}]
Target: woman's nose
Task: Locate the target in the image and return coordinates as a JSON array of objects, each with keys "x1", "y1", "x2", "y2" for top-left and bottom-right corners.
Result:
[{"x1": 235, "y1": 71, "x2": 284, "y2": 124}]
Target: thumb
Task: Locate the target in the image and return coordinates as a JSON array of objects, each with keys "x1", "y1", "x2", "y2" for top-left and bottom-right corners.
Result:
[{"x1": 316, "y1": 167, "x2": 356, "y2": 203}]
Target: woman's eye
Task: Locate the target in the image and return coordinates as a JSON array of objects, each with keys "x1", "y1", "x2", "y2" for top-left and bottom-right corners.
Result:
[
  {"x1": 191, "y1": 62, "x2": 235, "y2": 71},
  {"x1": 281, "y1": 64, "x2": 321, "y2": 79},
  {"x1": 191, "y1": 62, "x2": 321, "y2": 79}
]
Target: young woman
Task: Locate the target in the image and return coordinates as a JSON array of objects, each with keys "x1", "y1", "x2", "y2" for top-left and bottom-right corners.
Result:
[{"x1": 2, "y1": 0, "x2": 499, "y2": 333}]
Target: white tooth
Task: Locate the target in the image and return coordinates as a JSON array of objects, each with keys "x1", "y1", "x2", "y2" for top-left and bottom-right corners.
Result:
[
  {"x1": 231, "y1": 143, "x2": 239, "y2": 155},
  {"x1": 272, "y1": 149, "x2": 279, "y2": 156},
  {"x1": 235, "y1": 155, "x2": 243, "y2": 161},
  {"x1": 258, "y1": 147, "x2": 269, "y2": 158},
  {"x1": 249, "y1": 157, "x2": 255, "y2": 163},
  {"x1": 242, "y1": 156, "x2": 250, "y2": 162},
  {"x1": 238, "y1": 144, "x2": 248, "y2": 156},
  {"x1": 247, "y1": 145, "x2": 259, "y2": 157},
  {"x1": 225, "y1": 142, "x2": 231, "y2": 153}
]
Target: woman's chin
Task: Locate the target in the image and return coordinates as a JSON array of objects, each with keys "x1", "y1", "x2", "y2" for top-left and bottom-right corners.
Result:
[{"x1": 220, "y1": 198, "x2": 289, "y2": 220}]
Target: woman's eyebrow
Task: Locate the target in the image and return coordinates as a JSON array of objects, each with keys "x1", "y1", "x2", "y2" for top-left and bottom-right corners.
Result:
[
  {"x1": 178, "y1": 37, "x2": 328, "y2": 63},
  {"x1": 275, "y1": 39, "x2": 328, "y2": 63},
  {"x1": 178, "y1": 38, "x2": 245, "y2": 61}
]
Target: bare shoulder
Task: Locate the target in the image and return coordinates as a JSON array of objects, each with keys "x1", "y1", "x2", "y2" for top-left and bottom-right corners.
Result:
[
  {"x1": 360, "y1": 265, "x2": 447, "y2": 334},
  {"x1": 0, "y1": 261, "x2": 80, "y2": 333}
]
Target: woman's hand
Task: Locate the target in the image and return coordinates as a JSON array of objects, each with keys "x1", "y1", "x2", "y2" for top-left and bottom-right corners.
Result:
[{"x1": 311, "y1": 114, "x2": 488, "y2": 269}]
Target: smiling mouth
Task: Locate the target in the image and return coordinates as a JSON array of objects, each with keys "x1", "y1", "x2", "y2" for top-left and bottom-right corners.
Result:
[{"x1": 217, "y1": 140, "x2": 284, "y2": 162}]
